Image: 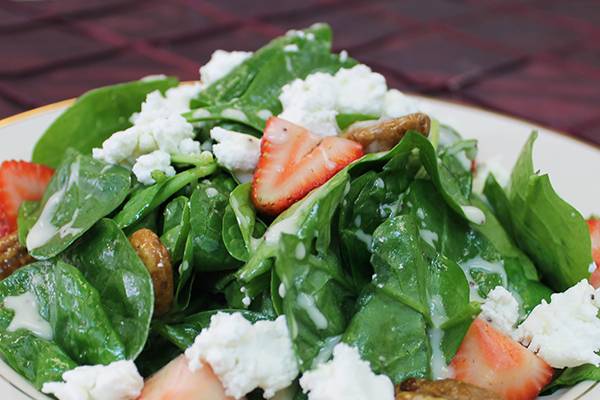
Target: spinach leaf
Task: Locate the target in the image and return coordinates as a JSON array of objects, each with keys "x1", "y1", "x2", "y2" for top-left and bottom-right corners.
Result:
[
  {"x1": 114, "y1": 161, "x2": 216, "y2": 229},
  {"x1": 156, "y1": 310, "x2": 268, "y2": 350},
  {"x1": 17, "y1": 200, "x2": 39, "y2": 246},
  {"x1": 276, "y1": 234, "x2": 355, "y2": 371},
  {"x1": 544, "y1": 364, "x2": 600, "y2": 393},
  {"x1": 0, "y1": 261, "x2": 126, "y2": 366},
  {"x1": 27, "y1": 150, "x2": 131, "y2": 259},
  {"x1": 187, "y1": 24, "x2": 355, "y2": 132},
  {"x1": 32, "y1": 77, "x2": 178, "y2": 168},
  {"x1": 507, "y1": 133, "x2": 591, "y2": 291},
  {"x1": 0, "y1": 330, "x2": 76, "y2": 389},
  {"x1": 172, "y1": 234, "x2": 195, "y2": 313},
  {"x1": 343, "y1": 215, "x2": 474, "y2": 383},
  {"x1": 64, "y1": 219, "x2": 154, "y2": 359},
  {"x1": 190, "y1": 176, "x2": 241, "y2": 271},
  {"x1": 161, "y1": 196, "x2": 191, "y2": 264},
  {"x1": 237, "y1": 168, "x2": 349, "y2": 283},
  {"x1": 222, "y1": 183, "x2": 266, "y2": 262},
  {"x1": 335, "y1": 113, "x2": 378, "y2": 131}
]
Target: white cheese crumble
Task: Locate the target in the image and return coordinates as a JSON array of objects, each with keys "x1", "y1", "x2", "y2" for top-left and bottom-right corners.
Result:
[
  {"x1": 93, "y1": 84, "x2": 202, "y2": 185},
  {"x1": 41, "y1": 360, "x2": 143, "y2": 400},
  {"x1": 131, "y1": 150, "x2": 175, "y2": 185},
  {"x1": 3, "y1": 291, "x2": 53, "y2": 340},
  {"x1": 278, "y1": 65, "x2": 419, "y2": 136},
  {"x1": 479, "y1": 286, "x2": 519, "y2": 336},
  {"x1": 184, "y1": 312, "x2": 299, "y2": 399},
  {"x1": 299, "y1": 343, "x2": 394, "y2": 400},
  {"x1": 200, "y1": 50, "x2": 252, "y2": 87},
  {"x1": 514, "y1": 280, "x2": 600, "y2": 368},
  {"x1": 210, "y1": 127, "x2": 261, "y2": 183}
]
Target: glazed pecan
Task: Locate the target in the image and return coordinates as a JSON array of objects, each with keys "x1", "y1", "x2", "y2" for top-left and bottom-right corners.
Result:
[{"x1": 0, "y1": 232, "x2": 33, "y2": 280}]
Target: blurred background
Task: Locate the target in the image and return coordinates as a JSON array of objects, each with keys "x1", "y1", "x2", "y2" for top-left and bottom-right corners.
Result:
[{"x1": 0, "y1": 0, "x2": 599, "y2": 145}]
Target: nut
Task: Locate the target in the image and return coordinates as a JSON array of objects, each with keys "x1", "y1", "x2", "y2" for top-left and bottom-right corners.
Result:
[
  {"x1": 342, "y1": 113, "x2": 431, "y2": 153},
  {"x1": 0, "y1": 232, "x2": 33, "y2": 280},
  {"x1": 129, "y1": 228, "x2": 174, "y2": 316},
  {"x1": 396, "y1": 379, "x2": 502, "y2": 400}
]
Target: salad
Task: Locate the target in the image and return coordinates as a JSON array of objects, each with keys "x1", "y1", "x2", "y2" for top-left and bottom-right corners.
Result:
[{"x1": 0, "y1": 23, "x2": 598, "y2": 400}]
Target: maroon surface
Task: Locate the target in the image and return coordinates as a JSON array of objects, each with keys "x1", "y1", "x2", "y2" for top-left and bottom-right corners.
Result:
[{"x1": 0, "y1": 0, "x2": 598, "y2": 146}]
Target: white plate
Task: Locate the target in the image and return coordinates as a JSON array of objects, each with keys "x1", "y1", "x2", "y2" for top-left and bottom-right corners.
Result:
[{"x1": 0, "y1": 95, "x2": 598, "y2": 399}]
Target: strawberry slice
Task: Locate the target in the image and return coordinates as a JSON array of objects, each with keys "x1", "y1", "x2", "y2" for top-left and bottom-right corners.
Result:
[
  {"x1": 138, "y1": 355, "x2": 233, "y2": 400},
  {"x1": 0, "y1": 208, "x2": 13, "y2": 237},
  {"x1": 450, "y1": 319, "x2": 553, "y2": 400},
  {"x1": 0, "y1": 161, "x2": 53, "y2": 233},
  {"x1": 252, "y1": 117, "x2": 363, "y2": 215},
  {"x1": 588, "y1": 218, "x2": 600, "y2": 288}
]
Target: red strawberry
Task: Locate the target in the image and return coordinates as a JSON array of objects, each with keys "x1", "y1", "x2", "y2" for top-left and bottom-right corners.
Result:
[
  {"x1": 0, "y1": 208, "x2": 13, "y2": 236},
  {"x1": 588, "y1": 218, "x2": 600, "y2": 288},
  {"x1": 450, "y1": 319, "x2": 553, "y2": 400},
  {"x1": 0, "y1": 160, "x2": 53, "y2": 232},
  {"x1": 138, "y1": 355, "x2": 233, "y2": 400},
  {"x1": 252, "y1": 117, "x2": 363, "y2": 215}
]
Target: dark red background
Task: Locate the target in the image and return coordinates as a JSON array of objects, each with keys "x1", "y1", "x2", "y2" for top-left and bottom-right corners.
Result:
[{"x1": 1, "y1": 0, "x2": 599, "y2": 146}]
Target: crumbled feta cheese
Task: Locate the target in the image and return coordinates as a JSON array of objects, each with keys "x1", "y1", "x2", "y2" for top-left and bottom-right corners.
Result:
[
  {"x1": 132, "y1": 150, "x2": 175, "y2": 185},
  {"x1": 382, "y1": 89, "x2": 419, "y2": 118},
  {"x1": 41, "y1": 360, "x2": 143, "y2": 400},
  {"x1": 184, "y1": 312, "x2": 299, "y2": 399},
  {"x1": 339, "y1": 50, "x2": 348, "y2": 62},
  {"x1": 514, "y1": 280, "x2": 600, "y2": 368},
  {"x1": 200, "y1": 50, "x2": 252, "y2": 87},
  {"x1": 299, "y1": 343, "x2": 394, "y2": 400},
  {"x1": 279, "y1": 72, "x2": 339, "y2": 136},
  {"x1": 472, "y1": 156, "x2": 510, "y2": 194},
  {"x1": 210, "y1": 127, "x2": 260, "y2": 183},
  {"x1": 334, "y1": 65, "x2": 387, "y2": 115},
  {"x1": 278, "y1": 65, "x2": 418, "y2": 136},
  {"x1": 93, "y1": 84, "x2": 202, "y2": 185},
  {"x1": 479, "y1": 286, "x2": 519, "y2": 336}
]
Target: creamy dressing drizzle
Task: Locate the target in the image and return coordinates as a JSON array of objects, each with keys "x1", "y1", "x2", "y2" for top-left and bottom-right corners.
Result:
[
  {"x1": 297, "y1": 293, "x2": 328, "y2": 330},
  {"x1": 459, "y1": 256, "x2": 508, "y2": 302},
  {"x1": 3, "y1": 292, "x2": 53, "y2": 340},
  {"x1": 428, "y1": 294, "x2": 452, "y2": 379},
  {"x1": 26, "y1": 159, "x2": 81, "y2": 251}
]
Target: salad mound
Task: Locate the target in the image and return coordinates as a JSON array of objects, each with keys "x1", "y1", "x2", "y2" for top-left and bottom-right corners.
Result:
[{"x1": 0, "y1": 23, "x2": 598, "y2": 400}]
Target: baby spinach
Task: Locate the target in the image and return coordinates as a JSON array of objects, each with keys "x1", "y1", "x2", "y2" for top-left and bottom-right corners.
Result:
[
  {"x1": 32, "y1": 77, "x2": 178, "y2": 168},
  {"x1": 114, "y1": 160, "x2": 217, "y2": 229},
  {"x1": 276, "y1": 235, "x2": 355, "y2": 371},
  {"x1": 222, "y1": 183, "x2": 266, "y2": 262},
  {"x1": 544, "y1": 365, "x2": 600, "y2": 393},
  {"x1": 17, "y1": 200, "x2": 39, "y2": 246},
  {"x1": 64, "y1": 219, "x2": 154, "y2": 359},
  {"x1": 27, "y1": 150, "x2": 131, "y2": 260},
  {"x1": 343, "y1": 215, "x2": 474, "y2": 383},
  {"x1": 187, "y1": 24, "x2": 355, "y2": 132},
  {"x1": 156, "y1": 310, "x2": 269, "y2": 350},
  {"x1": 0, "y1": 261, "x2": 126, "y2": 366},
  {"x1": 161, "y1": 196, "x2": 191, "y2": 264},
  {"x1": 506, "y1": 133, "x2": 591, "y2": 291},
  {"x1": 190, "y1": 176, "x2": 241, "y2": 271},
  {"x1": 0, "y1": 330, "x2": 76, "y2": 389},
  {"x1": 237, "y1": 169, "x2": 350, "y2": 283}
]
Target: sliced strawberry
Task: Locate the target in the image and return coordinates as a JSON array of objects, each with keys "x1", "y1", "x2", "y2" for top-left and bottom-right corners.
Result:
[
  {"x1": 252, "y1": 117, "x2": 363, "y2": 215},
  {"x1": 0, "y1": 208, "x2": 14, "y2": 237},
  {"x1": 138, "y1": 355, "x2": 233, "y2": 400},
  {"x1": 0, "y1": 160, "x2": 53, "y2": 232},
  {"x1": 450, "y1": 319, "x2": 553, "y2": 400},
  {"x1": 588, "y1": 218, "x2": 600, "y2": 288}
]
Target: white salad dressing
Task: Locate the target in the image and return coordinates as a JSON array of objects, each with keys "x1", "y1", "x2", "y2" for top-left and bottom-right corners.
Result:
[
  {"x1": 460, "y1": 205, "x2": 486, "y2": 225},
  {"x1": 27, "y1": 159, "x2": 81, "y2": 251},
  {"x1": 459, "y1": 256, "x2": 507, "y2": 302},
  {"x1": 428, "y1": 294, "x2": 452, "y2": 380},
  {"x1": 419, "y1": 229, "x2": 438, "y2": 247},
  {"x1": 3, "y1": 291, "x2": 53, "y2": 340},
  {"x1": 222, "y1": 108, "x2": 248, "y2": 122},
  {"x1": 257, "y1": 109, "x2": 273, "y2": 120},
  {"x1": 295, "y1": 242, "x2": 306, "y2": 260},
  {"x1": 297, "y1": 293, "x2": 328, "y2": 330}
]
